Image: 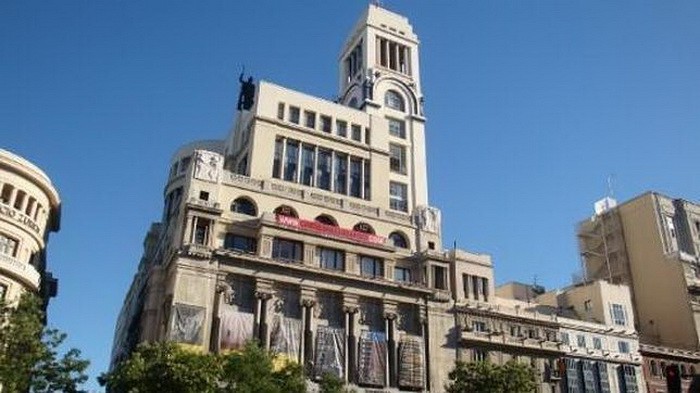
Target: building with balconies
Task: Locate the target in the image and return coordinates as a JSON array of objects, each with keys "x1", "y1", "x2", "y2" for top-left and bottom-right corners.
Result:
[
  {"x1": 0, "y1": 148, "x2": 60, "y2": 307},
  {"x1": 577, "y1": 192, "x2": 700, "y2": 392}
]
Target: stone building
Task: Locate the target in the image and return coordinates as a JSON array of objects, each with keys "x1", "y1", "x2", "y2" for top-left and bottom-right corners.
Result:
[
  {"x1": 111, "y1": 5, "x2": 488, "y2": 391},
  {"x1": 0, "y1": 148, "x2": 60, "y2": 307},
  {"x1": 578, "y1": 193, "x2": 700, "y2": 392}
]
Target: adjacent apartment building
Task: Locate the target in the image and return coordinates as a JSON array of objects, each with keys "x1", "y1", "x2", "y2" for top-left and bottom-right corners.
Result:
[
  {"x1": 578, "y1": 193, "x2": 700, "y2": 392},
  {"x1": 0, "y1": 148, "x2": 60, "y2": 307}
]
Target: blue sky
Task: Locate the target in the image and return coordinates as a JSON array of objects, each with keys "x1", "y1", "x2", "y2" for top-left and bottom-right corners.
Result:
[{"x1": 2, "y1": 1, "x2": 700, "y2": 389}]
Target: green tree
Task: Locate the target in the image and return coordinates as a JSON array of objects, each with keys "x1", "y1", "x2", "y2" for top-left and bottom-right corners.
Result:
[
  {"x1": 99, "y1": 342, "x2": 222, "y2": 393},
  {"x1": 445, "y1": 359, "x2": 537, "y2": 393},
  {"x1": 0, "y1": 293, "x2": 89, "y2": 393},
  {"x1": 318, "y1": 372, "x2": 353, "y2": 393},
  {"x1": 101, "y1": 341, "x2": 307, "y2": 393}
]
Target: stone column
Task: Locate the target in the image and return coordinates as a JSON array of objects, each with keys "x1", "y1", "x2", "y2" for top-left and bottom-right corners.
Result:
[
  {"x1": 420, "y1": 306, "x2": 430, "y2": 392},
  {"x1": 385, "y1": 311, "x2": 398, "y2": 388},
  {"x1": 302, "y1": 298, "x2": 316, "y2": 372},
  {"x1": 210, "y1": 280, "x2": 233, "y2": 352},
  {"x1": 343, "y1": 305, "x2": 359, "y2": 383},
  {"x1": 255, "y1": 290, "x2": 272, "y2": 349}
]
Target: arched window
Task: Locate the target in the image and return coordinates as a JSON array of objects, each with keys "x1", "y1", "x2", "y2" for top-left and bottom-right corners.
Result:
[
  {"x1": 274, "y1": 205, "x2": 298, "y2": 218},
  {"x1": 385, "y1": 90, "x2": 405, "y2": 112},
  {"x1": 348, "y1": 97, "x2": 359, "y2": 109},
  {"x1": 353, "y1": 222, "x2": 375, "y2": 234},
  {"x1": 389, "y1": 232, "x2": 409, "y2": 249},
  {"x1": 231, "y1": 197, "x2": 257, "y2": 216},
  {"x1": 315, "y1": 214, "x2": 338, "y2": 226}
]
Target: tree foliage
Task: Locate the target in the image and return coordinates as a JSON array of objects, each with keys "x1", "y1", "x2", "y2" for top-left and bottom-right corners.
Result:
[
  {"x1": 318, "y1": 372, "x2": 353, "y2": 393},
  {"x1": 100, "y1": 341, "x2": 306, "y2": 393},
  {"x1": 445, "y1": 360, "x2": 537, "y2": 393},
  {"x1": 0, "y1": 293, "x2": 89, "y2": 393}
]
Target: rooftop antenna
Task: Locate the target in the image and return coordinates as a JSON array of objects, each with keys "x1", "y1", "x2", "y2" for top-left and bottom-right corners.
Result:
[{"x1": 606, "y1": 174, "x2": 616, "y2": 199}]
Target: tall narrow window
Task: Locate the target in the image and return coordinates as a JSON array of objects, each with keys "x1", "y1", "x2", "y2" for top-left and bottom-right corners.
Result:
[
  {"x1": 284, "y1": 140, "x2": 299, "y2": 182},
  {"x1": 272, "y1": 138, "x2": 283, "y2": 179},
  {"x1": 481, "y1": 277, "x2": 489, "y2": 302},
  {"x1": 610, "y1": 304, "x2": 627, "y2": 326},
  {"x1": 351, "y1": 124, "x2": 362, "y2": 141},
  {"x1": 320, "y1": 115, "x2": 332, "y2": 133},
  {"x1": 289, "y1": 106, "x2": 300, "y2": 124},
  {"x1": 334, "y1": 153, "x2": 348, "y2": 194},
  {"x1": 433, "y1": 266, "x2": 446, "y2": 290},
  {"x1": 193, "y1": 218, "x2": 210, "y2": 245},
  {"x1": 349, "y1": 158, "x2": 362, "y2": 197},
  {"x1": 363, "y1": 161, "x2": 371, "y2": 200},
  {"x1": 471, "y1": 275, "x2": 479, "y2": 300},
  {"x1": 304, "y1": 110, "x2": 316, "y2": 129},
  {"x1": 389, "y1": 144, "x2": 407, "y2": 174},
  {"x1": 316, "y1": 149, "x2": 332, "y2": 191},
  {"x1": 301, "y1": 145, "x2": 315, "y2": 186},
  {"x1": 463, "y1": 274, "x2": 470, "y2": 299},
  {"x1": 389, "y1": 181, "x2": 408, "y2": 212},
  {"x1": 277, "y1": 103, "x2": 285, "y2": 120},
  {"x1": 336, "y1": 120, "x2": 347, "y2": 137}
]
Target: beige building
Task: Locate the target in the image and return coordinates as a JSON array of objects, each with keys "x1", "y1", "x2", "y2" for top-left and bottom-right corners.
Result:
[
  {"x1": 577, "y1": 192, "x2": 700, "y2": 391},
  {"x1": 0, "y1": 148, "x2": 60, "y2": 306}
]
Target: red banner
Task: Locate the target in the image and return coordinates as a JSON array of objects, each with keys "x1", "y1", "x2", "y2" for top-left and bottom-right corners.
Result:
[{"x1": 275, "y1": 215, "x2": 385, "y2": 245}]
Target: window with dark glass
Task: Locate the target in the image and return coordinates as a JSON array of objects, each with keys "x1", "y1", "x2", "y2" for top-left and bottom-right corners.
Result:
[
  {"x1": 289, "y1": 106, "x2": 300, "y2": 124},
  {"x1": 199, "y1": 191, "x2": 209, "y2": 201},
  {"x1": 353, "y1": 222, "x2": 375, "y2": 234},
  {"x1": 389, "y1": 182, "x2": 408, "y2": 212},
  {"x1": 315, "y1": 215, "x2": 337, "y2": 226},
  {"x1": 618, "y1": 341, "x2": 630, "y2": 354},
  {"x1": 394, "y1": 267, "x2": 411, "y2": 283},
  {"x1": 224, "y1": 234, "x2": 256, "y2": 253},
  {"x1": 389, "y1": 232, "x2": 408, "y2": 248},
  {"x1": 277, "y1": 102, "x2": 285, "y2": 120},
  {"x1": 316, "y1": 149, "x2": 332, "y2": 190},
  {"x1": 304, "y1": 110, "x2": 316, "y2": 129},
  {"x1": 194, "y1": 218, "x2": 210, "y2": 245},
  {"x1": 389, "y1": 144, "x2": 407, "y2": 174},
  {"x1": 231, "y1": 197, "x2": 257, "y2": 216},
  {"x1": 473, "y1": 321, "x2": 488, "y2": 333},
  {"x1": 334, "y1": 153, "x2": 348, "y2": 194},
  {"x1": 360, "y1": 256, "x2": 383, "y2": 278},
  {"x1": 284, "y1": 140, "x2": 299, "y2": 182},
  {"x1": 336, "y1": 120, "x2": 347, "y2": 137},
  {"x1": 274, "y1": 205, "x2": 298, "y2": 218},
  {"x1": 319, "y1": 247, "x2": 344, "y2": 271},
  {"x1": 388, "y1": 118, "x2": 406, "y2": 138},
  {"x1": 320, "y1": 115, "x2": 332, "y2": 133},
  {"x1": 432, "y1": 265, "x2": 447, "y2": 290},
  {"x1": 363, "y1": 161, "x2": 371, "y2": 200},
  {"x1": 351, "y1": 124, "x2": 362, "y2": 141},
  {"x1": 349, "y1": 158, "x2": 362, "y2": 197},
  {"x1": 301, "y1": 144, "x2": 315, "y2": 186},
  {"x1": 481, "y1": 277, "x2": 489, "y2": 302},
  {"x1": 273, "y1": 138, "x2": 283, "y2": 178},
  {"x1": 0, "y1": 284, "x2": 6, "y2": 301},
  {"x1": 272, "y1": 238, "x2": 303, "y2": 262},
  {"x1": 593, "y1": 337, "x2": 602, "y2": 350},
  {"x1": 577, "y1": 335, "x2": 587, "y2": 348}
]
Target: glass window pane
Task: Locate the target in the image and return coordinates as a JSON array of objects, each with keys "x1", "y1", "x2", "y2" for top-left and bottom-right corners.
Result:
[
  {"x1": 316, "y1": 150, "x2": 332, "y2": 190},
  {"x1": 301, "y1": 145, "x2": 315, "y2": 186},
  {"x1": 349, "y1": 158, "x2": 362, "y2": 197},
  {"x1": 273, "y1": 138, "x2": 283, "y2": 178},
  {"x1": 334, "y1": 153, "x2": 347, "y2": 194},
  {"x1": 389, "y1": 181, "x2": 407, "y2": 212},
  {"x1": 284, "y1": 141, "x2": 299, "y2": 182}
]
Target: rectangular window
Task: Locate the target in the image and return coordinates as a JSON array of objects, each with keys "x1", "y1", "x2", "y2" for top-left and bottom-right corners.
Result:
[
  {"x1": 360, "y1": 256, "x2": 383, "y2": 279},
  {"x1": 349, "y1": 158, "x2": 362, "y2": 198},
  {"x1": 432, "y1": 265, "x2": 447, "y2": 290},
  {"x1": 561, "y1": 332, "x2": 570, "y2": 345},
  {"x1": 388, "y1": 118, "x2": 406, "y2": 138},
  {"x1": 462, "y1": 274, "x2": 470, "y2": 298},
  {"x1": 272, "y1": 238, "x2": 303, "y2": 262},
  {"x1": 319, "y1": 247, "x2": 344, "y2": 271},
  {"x1": 471, "y1": 275, "x2": 479, "y2": 300},
  {"x1": 199, "y1": 191, "x2": 209, "y2": 201},
  {"x1": 365, "y1": 128, "x2": 371, "y2": 144},
  {"x1": 363, "y1": 161, "x2": 371, "y2": 200},
  {"x1": 193, "y1": 218, "x2": 210, "y2": 245},
  {"x1": 394, "y1": 267, "x2": 411, "y2": 283},
  {"x1": 336, "y1": 120, "x2": 347, "y2": 137},
  {"x1": 389, "y1": 144, "x2": 407, "y2": 174},
  {"x1": 320, "y1": 115, "x2": 332, "y2": 133},
  {"x1": 316, "y1": 149, "x2": 332, "y2": 191},
  {"x1": 0, "y1": 284, "x2": 6, "y2": 301},
  {"x1": 273, "y1": 138, "x2": 283, "y2": 179},
  {"x1": 334, "y1": 153, "x2": 347, "y2": 194},
  {"x1": 618, "y1": 341, "x2": 630, "y2": 354},
  {"x1": 577, "y1": 335, "x2": 587, "y2": 348},
  {"x1": 284, "y1": 140, "x2": 299, "y2": 182},
  {"x1": 593, "y1": 337, "x2": 602, "y2": 350},
  {"x1": 472, "y1": 321, "x2": 488, "y2": 333},
  {"x1": 610, "y1": 303, "x2": 627, "y2": 326},
  {"x1": 472, "y1": 349, "x2": 488, "y2": 362},
  {"x1": 0, "y1": 233, "x2": 18, "y2": 257},
  {"x1": 481, "y1": 277, "x2": 489, "y2": 302},
  {"x1": 277, "y1": 102, "x2": 285, "y2": 120},
  {"x1": 389, "y1": 181, "x2": 408, "y2": 212},
  {"x1": 510, "y1": 325, "x2": 521, "y2": 337},
  {"x1": 224, "y1": 234, "x2": 256, "y2": 253},
  {"x1": 300, "y1": 145, "x2": 315, "y2": 186},
  {"x1": 351, "y1": 124, "x2": 362, "y2": 141},
  {"x1": 304, "y1": 110, "x2": 316, "y2": 129},
  {"x1": 289, "y1": 106, "x2": 300, "y2": 124}
]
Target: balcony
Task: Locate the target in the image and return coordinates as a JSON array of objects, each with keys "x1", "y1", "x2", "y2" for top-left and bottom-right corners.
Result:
[
  {"x1": 186, "y1": 197, "x2": 222, "y2": 214},
  {"x1": 0, "y1": 253, "x2": 40, "y2": 289}
]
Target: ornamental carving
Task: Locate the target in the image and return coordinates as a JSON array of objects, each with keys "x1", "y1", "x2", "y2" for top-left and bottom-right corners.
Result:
[
  {"x1": 415, "y1": 205, "x2": 441, "y2": 234},
  {"x1": 193, "y1": 150, "x2": 222, "y2": 183}
]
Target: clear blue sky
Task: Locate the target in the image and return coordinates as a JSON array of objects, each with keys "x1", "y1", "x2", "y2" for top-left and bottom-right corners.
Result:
[{"x1": 2, "y1": 1, "x2": 699, "y2": 390}]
